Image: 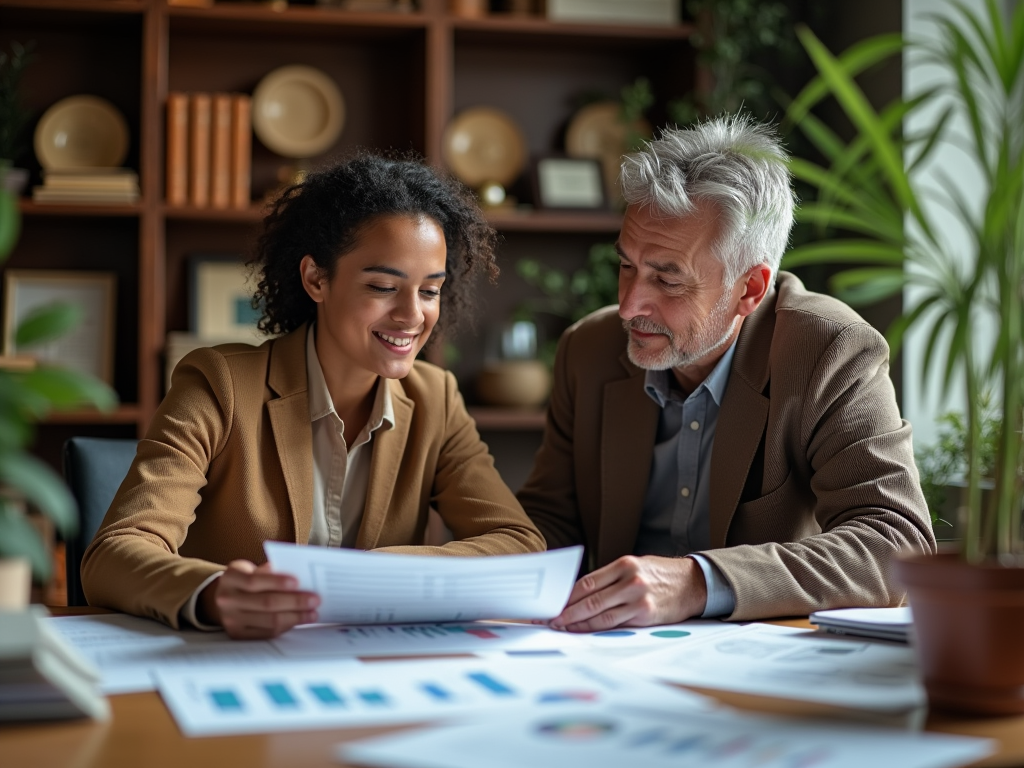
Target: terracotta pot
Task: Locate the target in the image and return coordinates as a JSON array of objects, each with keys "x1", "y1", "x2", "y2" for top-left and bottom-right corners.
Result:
[{"x1": 894, "y1": 551, "x2": 1024, "y2": 716}]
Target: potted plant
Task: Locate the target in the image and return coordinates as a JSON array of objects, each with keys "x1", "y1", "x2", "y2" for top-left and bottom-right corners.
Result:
[
  {"x1": 781, "y1": 1, "x2": 1024, "y2": 715},
  {"x1": 0, "y1": 174, "x2": 117, "y2": 608},
  {"x1": 0, "y1": 41, "x2": 34, "y2": 195}
]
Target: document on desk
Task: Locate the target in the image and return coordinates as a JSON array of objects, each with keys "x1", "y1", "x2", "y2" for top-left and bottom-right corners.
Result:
[
  {"x1": 154, "y1": 656, "x2": 713, "y2": 737},
  {"x1": 264, "y1": 543, "x2": 583, "y2": 624},
  {"x1": 46, "y1": 614, "x2": 294, "y2": 694},
  {"x1": 617, "y1": 622, "x2": 925, "y2": 713},
  {"x1": 274, "y1": 620, "x2": 587, "y2": 658},
  {"x1": 341, "y1": 702, "x2": 995, "y2": 768}
]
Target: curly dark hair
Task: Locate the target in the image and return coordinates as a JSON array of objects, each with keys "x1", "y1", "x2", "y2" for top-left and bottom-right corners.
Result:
[{"x1": 249, "y1": 153, "x2": 499, "y2": 340}]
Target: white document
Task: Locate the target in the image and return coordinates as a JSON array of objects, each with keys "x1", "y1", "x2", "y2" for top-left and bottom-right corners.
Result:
[
  {"x1": 274, "y1": 620, "x2": 587, "y2": 658},
  {"x1": 46, "y1": 614, "x2": 290, "y2": 694},
  {"x1": 340, "y1": 703, "x2": 994, "y2": 768},
  {"x1": 154, "y1": 656, "x2": 713, "y2": 737},
  {"x1": 264, "y1": 543, "x2": 583, "y2": 625},
  {"x1": 810, "y1": 607, "x2": 914, "y2": 642},
  {"x1": 618, "y1": 623, "x2": 926, "y2": 713}
]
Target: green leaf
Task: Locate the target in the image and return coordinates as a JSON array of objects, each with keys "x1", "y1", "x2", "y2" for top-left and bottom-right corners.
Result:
[
  {"x1": 15, "y1": 303, "x2": 82, "y2": 348},
  {"x1": 828, "y1": 267, "x2": 905, "y2": 306},
  {"x1": 0, "y1": 451, "x2": 78, "y2": 537},
  {"x1": 22, "y1": 367, "x2": 118, "y2": 412},
  {"x1": 782, "y1": 240, "x2": 906, "y2": 269},
  {"x1": 0, "y1": 501, "x2": 51, "y2": 581},
  {"x1": 886, "y1": 293, "x2": 941, "y2": 359},
  {"x1": 0, "y1": 186, "x2": 20, "y2": 262}
]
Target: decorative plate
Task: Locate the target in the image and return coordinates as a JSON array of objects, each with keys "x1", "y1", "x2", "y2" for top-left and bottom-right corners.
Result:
[
  {"x1": 252, "y1": 65, "x2": 345, "y2": 159},
  {"x1": 566, "y1": 100, "x2": 650, "y2": 205},
  {"x1": 34, "y1": 95, "x2": 130, "y2": 170},
  {"x1": 442, "y1": 107, "x2": 527, "y2": 189}
]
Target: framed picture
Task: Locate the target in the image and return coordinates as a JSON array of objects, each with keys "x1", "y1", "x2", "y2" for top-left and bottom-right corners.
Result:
[
  {"x1": 188, "y1": 253, "x2": 263, "y2": 341},
  {"x1": 531, "y1": 156, "x2": 606, "y2": 210},
  {"x1": 2, "y1": 270, "x2": 117, "y2": 385}
]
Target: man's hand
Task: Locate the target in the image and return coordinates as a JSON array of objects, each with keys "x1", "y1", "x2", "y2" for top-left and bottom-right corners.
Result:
[
  {"x1": 548, "y1": 555, "x2": 708, "y2": 632},
  {"x1": 199, "y1": 560, "x2": 320, "y2": 640}
]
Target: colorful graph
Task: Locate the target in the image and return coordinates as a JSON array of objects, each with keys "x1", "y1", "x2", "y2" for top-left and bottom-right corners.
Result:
[{"x1": 535, "y1": 718, "x2": 617, "y2": 740}]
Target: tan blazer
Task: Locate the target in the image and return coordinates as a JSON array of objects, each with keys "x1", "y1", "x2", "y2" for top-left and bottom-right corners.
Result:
[
  {"x1": 82, "y1": 325, "x2": 544, "y2": 628},
  {"x1": 517, "y1": 272, "x2": 936, "y2": 621}
]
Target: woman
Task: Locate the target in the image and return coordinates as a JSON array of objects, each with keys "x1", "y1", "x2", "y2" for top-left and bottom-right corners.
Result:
[{"x1": 81, "y1": 155, "x2": 545, "y2": 639}]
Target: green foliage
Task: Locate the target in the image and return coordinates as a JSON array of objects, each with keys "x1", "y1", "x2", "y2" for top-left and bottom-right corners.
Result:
[
  {"x1": 668, "y1": 0, "x2": 795, "y2": 126},
  {"x1": 0, "y1": 40, "x2": 35, "y2": 161},
  {"x1": 916, "y1": 404, "x2": 1000, "y2": 526},
  {"x1": 516, "y1": 243, "x2": 621, "y2": 367},
  {"x1": 0, "y1": 179, "x2": 118, "y2": 581},
  {"x1": 782, "y1": 1, "x2": 1024, "y2": 562}
]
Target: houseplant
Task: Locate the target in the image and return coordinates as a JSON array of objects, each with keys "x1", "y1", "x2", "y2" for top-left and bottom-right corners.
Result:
[
  {"x1": 781, "y1": 1, "x2": 1024, "y2": 714},
  {"x1": 0, "y1": 175, "x2": 117, "y2": 607},
  {"x1": 0, "y1": 40, "x2": 34, "y2": 195}
]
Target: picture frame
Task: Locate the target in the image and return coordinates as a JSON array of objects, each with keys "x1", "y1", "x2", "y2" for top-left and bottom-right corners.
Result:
[
  {"x1": 188, "y1": 253, "x2": 263, "y2": 342},
  {"x1": 2, "y1": 270, "x2": 117, "y2": 385},
  {"x1": 531, "y1": 156, "x2": 606, "y2": 210}
]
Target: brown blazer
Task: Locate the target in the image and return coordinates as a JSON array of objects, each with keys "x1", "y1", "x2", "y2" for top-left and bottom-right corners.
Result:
[
  {"x1": 82, "y1": 325, "x2": 544, "y2": 628},
  {"x1": 517, "y1": 272, "x2": 936, "y2": 621}
]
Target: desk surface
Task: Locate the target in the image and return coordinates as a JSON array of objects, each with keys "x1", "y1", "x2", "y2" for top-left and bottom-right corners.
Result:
[{"x1": 3, "y1": 611, "x2": 1023, "y2": 768}]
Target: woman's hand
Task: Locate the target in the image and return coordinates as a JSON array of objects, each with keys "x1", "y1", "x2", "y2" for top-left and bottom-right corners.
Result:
[{"x1": 199, "y1": 559, "x2": 321, "y2": 639}]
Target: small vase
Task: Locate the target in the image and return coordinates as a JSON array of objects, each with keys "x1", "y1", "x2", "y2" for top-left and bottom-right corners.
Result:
[
  {"x1": 477, "y1": 360, "x2": 551, "y2": 407},
  {"x1": 894, "y1": 551, "x2": 1024, "y2": 716}
]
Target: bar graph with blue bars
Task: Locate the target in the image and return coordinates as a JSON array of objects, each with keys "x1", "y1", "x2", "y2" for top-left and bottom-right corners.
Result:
[
  {"x1": 357, "y1": 690, "x2": 390, "y2": 706},
  {"x1": 263, "y1": 682, "x2": 299, "y2": 708},
  {"x1": 420, "y1": 683, "x2": 454, "y2": 701},
  {"x1": 210, "y1": 689, "x2": 243, "y2": 711},
  {"x1": 467, "y1": 672, "x2": 516, "y2": 696},
  {"x1": 308, "y1": 684, "x2": 345, "y2": 706}
]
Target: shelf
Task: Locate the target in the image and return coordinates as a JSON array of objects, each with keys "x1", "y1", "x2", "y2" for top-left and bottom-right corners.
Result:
[
  {"x1": 18, "y1": 200, "x2": 144, "y2": 218},
  {"x1": 452, "y1": 14, "x2": 695, "y2": 47},
  {"x1": 485, "y1": 209, "x2": 622, "y2": 234},
  {"x1": 468, "y1": 406, "x2": 546, "y2": 431},
  {"x1": 0, "y1": 0, "x2": 143, "y2": 13},
  {"x1": 168, "y1": 3, "x2": 426, "y2": 38},
  {"x1": 43, "y1": 405, "x2": 143, "y2": 426},
  {"x1": 164, "y1": 204, "x2": 267, "y2": 222}
]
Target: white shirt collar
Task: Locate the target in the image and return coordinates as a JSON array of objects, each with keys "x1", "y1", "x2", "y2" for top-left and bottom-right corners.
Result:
[{"x1": 306, "y1": 324, "x2": 394, "y2": 431}]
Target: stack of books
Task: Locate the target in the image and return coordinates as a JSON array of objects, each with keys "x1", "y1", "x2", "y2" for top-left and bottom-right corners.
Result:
[
  {"x1": 165, "y1": 91, "x2": 252, "y2": 210},
  {"x1": 0, "y1": 607, "x2": 109, "y2": 723},
  {"x1": 32, "y1": 168, "x2": 140, "y2": 205}
]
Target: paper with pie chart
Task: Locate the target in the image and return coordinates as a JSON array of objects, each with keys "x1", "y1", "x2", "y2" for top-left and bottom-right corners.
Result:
[{"x1": 154, "y1": 657, "x2": 712, "y2": 737}]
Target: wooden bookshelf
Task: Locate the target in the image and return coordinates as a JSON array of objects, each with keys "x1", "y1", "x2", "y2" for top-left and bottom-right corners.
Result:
[{"x1": 0, "y1": 0, "x2": 696, "y2": 463}]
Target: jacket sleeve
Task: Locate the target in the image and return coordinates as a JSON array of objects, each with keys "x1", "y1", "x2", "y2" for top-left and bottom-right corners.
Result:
[
  {"x1": 515, "y1": 325, "x2": 588, "y2": 552},
  {"x1": 699, "y1": 323, "x2": 937, "y2": 620},
  {"x1": 377, "y1": 370, "x2": 545, "y2": 557},
  {"x1": 80, "y1": 349, "x2": 234, "y2": 628}
]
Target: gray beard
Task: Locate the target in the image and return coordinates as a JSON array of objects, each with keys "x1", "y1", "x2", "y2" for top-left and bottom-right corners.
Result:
[{"x1": 624, "y1": 291, "x2": 737, "y2": 371}]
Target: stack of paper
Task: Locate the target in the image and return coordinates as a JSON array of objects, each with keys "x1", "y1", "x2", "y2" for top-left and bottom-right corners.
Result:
[
  {"x1": 32, "y1": 168, "x2": 140, "y2": 204},
  {"x1": 810, "y1": 607, "x2": 914, "y2": 642},
  {"x1": 0, "y1": 607, "x2": 109, "y2": 722}
]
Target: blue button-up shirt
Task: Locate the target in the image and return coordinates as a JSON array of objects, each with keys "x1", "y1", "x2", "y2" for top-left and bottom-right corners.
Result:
[{"x1": 633, "y1": 340, "x2": 738, "y2": 617}]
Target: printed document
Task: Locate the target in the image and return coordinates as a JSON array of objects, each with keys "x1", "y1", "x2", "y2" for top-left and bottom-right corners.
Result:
[{"x1": 264, "y1": 543, "x2": 583, "y2": 625}]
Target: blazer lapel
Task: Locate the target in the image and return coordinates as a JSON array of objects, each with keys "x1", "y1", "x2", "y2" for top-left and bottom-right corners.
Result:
[
  {"x1": 709, "y1": 285, "x2": 776, "y2": 547},
  {"x1": 267, "y1": 325, "x2": 314, "y2": 544},
  {"x1": 358, "y1": 378, "x2": 413, "y2": 550},
  {"x1": 597, "y1": 355, "x2": 659, "y2": 565}
]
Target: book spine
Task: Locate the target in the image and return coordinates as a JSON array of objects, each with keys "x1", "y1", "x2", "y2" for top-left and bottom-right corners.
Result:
[
  {"x1": 209, "y1": 93, "x2": 232, "y2": 209},
  {"x1": 230, "y1": 94, "x2": 252, "y2": 210},
  {"x1": 188, "y1": 93, "x2": 212, "y2": 208},
  {"x1": 165, "y1": 92, "x2": 189, "y2": 207}
]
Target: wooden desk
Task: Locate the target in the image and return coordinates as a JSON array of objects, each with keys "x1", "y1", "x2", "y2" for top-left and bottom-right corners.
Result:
[{"x1": 3, "y1": 611, "x2": 1023, "y2": 768}]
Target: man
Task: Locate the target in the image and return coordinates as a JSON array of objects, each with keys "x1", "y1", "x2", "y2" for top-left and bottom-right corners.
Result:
[{"x1": 517, "y1": 115, "x2": 935, "y2": 631}]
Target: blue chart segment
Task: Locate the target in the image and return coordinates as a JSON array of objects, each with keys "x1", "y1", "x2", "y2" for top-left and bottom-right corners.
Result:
[
  {"x1": 263, "y1": 683, "x2": 299, "y2": 708},
  {"x1": 467, "y1": 672, "x2": 516, "y2": 697},
  {"x1": 210, "y1": 689, "x2": 243, "y2": 711},
  {"x1": 420, "y1": 683, "x2": 454, "y2": 702},
  {"x1": 308, "y1": 684, "x2": 345, "y2": 706},
  {"x1": 358, "y1": 690, "x2": 391, "y2": 707}
]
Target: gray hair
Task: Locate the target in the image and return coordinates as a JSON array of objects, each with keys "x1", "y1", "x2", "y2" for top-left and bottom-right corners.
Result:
[{"x1": 619, "y1": 114, "x2": 796, "y2": 285}]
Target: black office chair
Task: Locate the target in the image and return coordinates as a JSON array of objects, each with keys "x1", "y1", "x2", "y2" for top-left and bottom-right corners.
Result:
[{"x1": 62, "y1": 437, "x2": 138, "y2": 607}]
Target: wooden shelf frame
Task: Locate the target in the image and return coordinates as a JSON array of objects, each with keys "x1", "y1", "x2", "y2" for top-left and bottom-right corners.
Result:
[{"x1": 1, "y1": 0, "x2": 696, "y2": 440}]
